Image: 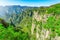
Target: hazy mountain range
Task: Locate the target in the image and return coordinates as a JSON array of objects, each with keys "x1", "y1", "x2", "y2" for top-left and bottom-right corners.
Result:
[
  {"x1": 0, "y1": 5, "x2": 33, "y2": 16},
  {"x1": 0, "y1": 3, "x2": 60, "y2": 26}
]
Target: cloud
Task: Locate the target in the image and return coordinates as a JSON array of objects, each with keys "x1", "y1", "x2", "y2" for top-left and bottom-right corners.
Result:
[
  {"x1": 0, "y1": 0, "x2": 21, "y2": 6},
  {"x1": 0, "y1": 0, "x2": 60, "y2": 6}
]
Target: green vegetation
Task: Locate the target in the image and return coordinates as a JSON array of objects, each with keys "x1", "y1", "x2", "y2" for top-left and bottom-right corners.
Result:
[
  {"x1": 0, "y1": 3, "x2": 60, "y2": 40},
  {"x1": 0, "y1": 23, "x2": 30, "y2": 40}
]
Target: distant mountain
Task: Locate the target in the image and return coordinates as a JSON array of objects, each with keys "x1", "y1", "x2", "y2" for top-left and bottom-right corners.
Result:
[
  {"x1": 0, "y1": 5, "x2": 33, "y2": 17},
  {"x1": 0, "y1": 5, "x2": 34, "y2": 26}
]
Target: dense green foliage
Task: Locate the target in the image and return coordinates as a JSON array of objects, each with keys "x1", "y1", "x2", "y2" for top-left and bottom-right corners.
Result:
[{"x1": 0, "y1": 23, "x2": 31, "y2": 40}]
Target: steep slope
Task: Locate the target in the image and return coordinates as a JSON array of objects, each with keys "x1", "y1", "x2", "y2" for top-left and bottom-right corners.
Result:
[
  {"x1": 0, "y1": 3, "x2": 60, "y2": 40},
  {"x1": 0, "y1": 6, "x2": 34, "y2": 25}
]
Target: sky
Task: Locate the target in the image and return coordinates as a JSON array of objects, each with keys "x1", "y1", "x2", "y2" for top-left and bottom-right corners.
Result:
[{"x1": 0, "y1": 0, "x2": 60, "y2": 7}]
